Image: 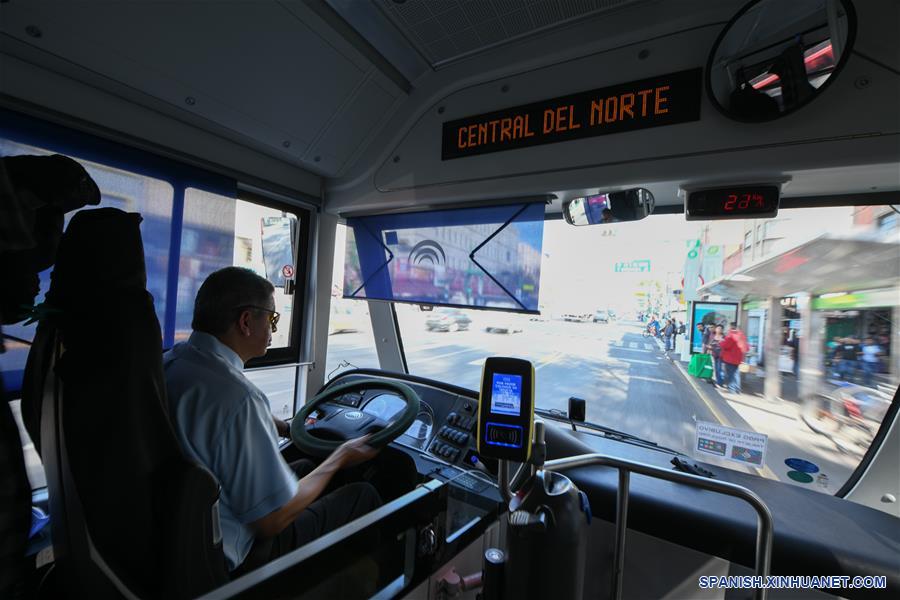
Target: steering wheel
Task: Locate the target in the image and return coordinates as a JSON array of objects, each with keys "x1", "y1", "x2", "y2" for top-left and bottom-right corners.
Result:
[{"x1": 291, "y1": 379, "x2": 421, "y2": 457}]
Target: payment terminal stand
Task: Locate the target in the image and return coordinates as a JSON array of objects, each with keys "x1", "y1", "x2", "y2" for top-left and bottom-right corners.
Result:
[
  {"x1": 476, "y1": 358, "x2": 590, "y2": 600},
  {"x1": 475, "y1": 359, "x2": 775, "y2": 600}
]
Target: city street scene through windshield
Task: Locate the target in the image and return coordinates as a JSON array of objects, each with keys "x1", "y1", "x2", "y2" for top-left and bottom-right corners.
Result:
[{"x1": 327, "y1": 206, "x2": 899, "y2": 495}]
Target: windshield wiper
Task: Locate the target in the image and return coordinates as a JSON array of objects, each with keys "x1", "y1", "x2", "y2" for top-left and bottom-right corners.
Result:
[{"x1": 535, "y1": 407, "x2": 682, "y2": 456}]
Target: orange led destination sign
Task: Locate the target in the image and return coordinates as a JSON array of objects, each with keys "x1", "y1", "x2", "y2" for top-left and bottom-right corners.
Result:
[{"x1": 441, "y1": 68, "x2": 702, "y2": 160}]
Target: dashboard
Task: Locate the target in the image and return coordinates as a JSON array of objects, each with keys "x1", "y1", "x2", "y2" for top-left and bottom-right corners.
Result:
[{"x1": 321, "y1": 374, "x2": 486, "y2": 469}]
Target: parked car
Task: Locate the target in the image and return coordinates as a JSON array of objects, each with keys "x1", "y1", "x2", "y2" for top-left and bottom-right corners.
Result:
[
  {"x1": 486, "y1": 313, "x2": 524, "y2": 334},
  {"x1": 562, "y1": 312, "x2": 592, "y2": 322},
  {"x1": 593, "y1": 310, "x2": 610, "y2": 323},
  {"x1": 425, "y1": 308, "x2": 471, "y2": 332}
]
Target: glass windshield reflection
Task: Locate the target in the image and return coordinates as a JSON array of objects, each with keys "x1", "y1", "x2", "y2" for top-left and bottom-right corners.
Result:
[{"x1": 395, "y1": 206, "x2": 899, "y2": 495}]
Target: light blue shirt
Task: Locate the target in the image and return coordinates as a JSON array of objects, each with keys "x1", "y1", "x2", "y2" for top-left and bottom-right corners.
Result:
[
  {"x1": 862, "y1": 344, "x2": 882, "y2": 363},
  {"x1": 163, "y1": 332, "x2": 298, "y2": 571}
]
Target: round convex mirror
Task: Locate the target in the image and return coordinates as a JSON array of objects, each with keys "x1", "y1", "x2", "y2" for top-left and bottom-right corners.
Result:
[{"x1": 706, "y1": 0, "x2": 856, "y2": 122}]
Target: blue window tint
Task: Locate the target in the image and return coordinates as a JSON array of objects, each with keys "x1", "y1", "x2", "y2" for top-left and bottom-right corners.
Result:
[{"x1": 1, "y1": 139, "x2": 174, "y2": 391}]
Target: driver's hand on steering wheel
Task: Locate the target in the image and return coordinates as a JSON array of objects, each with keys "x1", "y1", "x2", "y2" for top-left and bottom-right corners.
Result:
[{"x1": 334, "y1": 434, "x2": 380, "y2": 469}]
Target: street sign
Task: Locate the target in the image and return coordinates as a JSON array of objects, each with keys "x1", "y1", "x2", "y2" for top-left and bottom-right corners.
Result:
[{"x1": 614, "y1": 259, "x2": 651, "y2": 273}]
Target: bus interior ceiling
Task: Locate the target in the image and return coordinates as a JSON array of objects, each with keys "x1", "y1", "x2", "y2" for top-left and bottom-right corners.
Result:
[
  {"x1": 2, "y1": 0, "x2": 900, "y2": 599},
  {"x1": 0, "y1": 0, "x2": 897, "y2": 215}
]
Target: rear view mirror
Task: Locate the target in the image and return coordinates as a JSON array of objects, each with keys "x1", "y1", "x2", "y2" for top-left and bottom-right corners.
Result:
[
  {"x1": 706, "y1": 0, "x2": 855, "y2": 123},
  {"x1": 562, "y1": 188, "x2": 655, "y2": 226}
]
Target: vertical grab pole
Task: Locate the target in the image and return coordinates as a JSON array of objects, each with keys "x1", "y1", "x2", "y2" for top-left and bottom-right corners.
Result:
[
  {"x1": 498, "y1": 460, "x2": 513, "y2": 503},
  {"x1": 754, "y1": 511, "x2": 773, "y2": 600},
  {"x1": 612, "y1": 469, "x2": 630, "y2": 600}
]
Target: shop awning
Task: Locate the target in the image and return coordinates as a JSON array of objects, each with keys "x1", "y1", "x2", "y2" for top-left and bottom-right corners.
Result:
[{"x1": 699, "y1": 235, "x2": 900, "y2": 301}]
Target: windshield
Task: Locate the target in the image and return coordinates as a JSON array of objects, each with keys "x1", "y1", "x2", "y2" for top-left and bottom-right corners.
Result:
[{"x1": 391, "y1": 205, "x2": 899, "y2": 495}]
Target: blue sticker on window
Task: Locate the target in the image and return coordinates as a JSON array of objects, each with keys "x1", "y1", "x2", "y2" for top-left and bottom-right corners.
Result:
[
  {"x1": 344, "y1": 202, "x2": 544, "y2": 313},
  {"x1": 784, "y1": 458, "x2": 819, "y2": 474}
]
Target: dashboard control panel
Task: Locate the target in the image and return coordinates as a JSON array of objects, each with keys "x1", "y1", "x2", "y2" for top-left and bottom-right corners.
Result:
[{"x1": 429, "y1": 410, "x2": 476, "y2": 462}]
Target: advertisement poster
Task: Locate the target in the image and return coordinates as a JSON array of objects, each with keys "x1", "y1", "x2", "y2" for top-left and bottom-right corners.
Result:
[
  {"x1": 690, "y1": 301, "x2": 739, "y2": 354},
  {"x1": 696, "y1": 421, "x2": 768, "y2": 467}
]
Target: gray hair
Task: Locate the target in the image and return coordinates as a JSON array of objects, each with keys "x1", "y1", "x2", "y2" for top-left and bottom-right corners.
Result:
[{"x1": 192, "y1": 267, "x2": 275, "y2": 335}]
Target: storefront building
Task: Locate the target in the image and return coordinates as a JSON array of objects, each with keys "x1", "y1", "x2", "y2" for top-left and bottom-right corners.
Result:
[{"x1": 699, "y1": 235, "x2": 900, "y2": 402}]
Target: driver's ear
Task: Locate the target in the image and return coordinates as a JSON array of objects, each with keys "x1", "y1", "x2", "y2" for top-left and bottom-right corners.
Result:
[{"x1": 237, "y1": 309, "x2": 253, "y2": 337}]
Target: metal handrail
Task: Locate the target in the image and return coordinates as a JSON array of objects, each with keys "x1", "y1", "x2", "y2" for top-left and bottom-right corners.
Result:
[{"x1": 543, "y1": 453, "x2": 775, "y2": 600}]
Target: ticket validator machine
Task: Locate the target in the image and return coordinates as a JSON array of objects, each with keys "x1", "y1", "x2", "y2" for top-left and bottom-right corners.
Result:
[
  {"x1": 475, "y1": 358, "x2": 775, "y2": 600},
  {"x1": 476, "y1": 358, "x2": 590, "y2": 600}
]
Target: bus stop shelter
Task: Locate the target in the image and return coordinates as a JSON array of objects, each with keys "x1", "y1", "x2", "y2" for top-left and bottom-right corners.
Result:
[{"x1": 699, "y1": 235, "x2": 900, "y2": 401}]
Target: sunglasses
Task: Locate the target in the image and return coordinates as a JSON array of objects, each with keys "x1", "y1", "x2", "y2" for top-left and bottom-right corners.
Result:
[{"x1": 237, "y1": 305, "x2": 281, "y2": 333}]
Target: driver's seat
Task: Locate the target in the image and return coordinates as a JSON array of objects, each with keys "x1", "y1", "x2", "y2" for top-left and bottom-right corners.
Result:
[{"x1": 22, "y1": 208, "x2": 228, "y2": 598}]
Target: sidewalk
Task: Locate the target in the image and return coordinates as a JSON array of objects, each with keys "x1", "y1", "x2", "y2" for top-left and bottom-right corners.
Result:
[
  {"x1": 667, "y1": 351, "x2": 859, "y2": 494},
  {"x1": 735, "y1": 369, "x2": 799, "y2": 403}
]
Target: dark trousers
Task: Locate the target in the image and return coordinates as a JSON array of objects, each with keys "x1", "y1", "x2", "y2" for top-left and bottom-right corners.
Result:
[
  {"x1": 235, "y1": 460, "x2": 382, "y2": 575},
  {"x1": 723, "y1": 362, "x2": 741, "y2": 393}
]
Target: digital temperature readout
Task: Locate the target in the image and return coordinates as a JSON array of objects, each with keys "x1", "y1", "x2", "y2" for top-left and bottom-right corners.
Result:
[
  {"x1": 686, "y1": 185, "x2": 779, "y2": 220},
  {"x1": 724, "y1": 192, "x2": 766, "y2": 211}
]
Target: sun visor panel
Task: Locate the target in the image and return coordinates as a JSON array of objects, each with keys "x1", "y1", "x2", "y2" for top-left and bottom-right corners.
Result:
[{"x1": 343, "y1": 203, "x2": 544, "y2": 312}]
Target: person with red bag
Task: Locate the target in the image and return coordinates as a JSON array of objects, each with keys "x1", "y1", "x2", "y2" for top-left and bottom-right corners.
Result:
[{"x1": 719, "y1": 322, "x2": 749, "y2": 394}]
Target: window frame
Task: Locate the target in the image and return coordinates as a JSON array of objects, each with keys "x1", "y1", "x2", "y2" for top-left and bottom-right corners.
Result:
[{"x1": 239, "y1": 190, "x2": 312, "y2": 369}]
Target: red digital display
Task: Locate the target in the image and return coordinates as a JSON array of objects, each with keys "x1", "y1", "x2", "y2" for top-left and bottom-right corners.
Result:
[{"x1": 686, "y1": 185, "x2": 779, "y2": 220}]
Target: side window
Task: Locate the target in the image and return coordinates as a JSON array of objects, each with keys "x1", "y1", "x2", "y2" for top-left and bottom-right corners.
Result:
[
  {"x1": 0, "y1": 139, "x2": 175, "y2": 383},
  {"x1": 178, "y1": 190, "x2": 302, "y2": 351},
  {"x1": 178, "y1": 189, "x2": 306, "y2": 419},
  {"x1": 325, "y1": 223, "x2": 379, "y2": 379}
]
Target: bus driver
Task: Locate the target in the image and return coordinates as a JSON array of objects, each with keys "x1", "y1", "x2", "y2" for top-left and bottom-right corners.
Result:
[{"x1": 164, "y1": 267, "x2": 381, "y2": 574}]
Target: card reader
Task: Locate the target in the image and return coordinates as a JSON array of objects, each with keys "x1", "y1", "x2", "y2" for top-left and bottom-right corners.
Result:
[{"x1": 476, "y1": 357, "x2": 535, "y2": 462}]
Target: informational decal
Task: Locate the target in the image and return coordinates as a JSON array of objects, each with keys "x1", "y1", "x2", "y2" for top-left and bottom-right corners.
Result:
[
  {"x1": 442, "y1": 68, "x2": 702, "y2": 160},
  {"x1": 696, "y1": 421, "x2": 767, "y2": 467},
  {"x1": 787, "y1": 471, "x2": 814, "y2": 484},
  {"x1": 282, "y1": 264, "x2": 294, "y2": 279}
]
